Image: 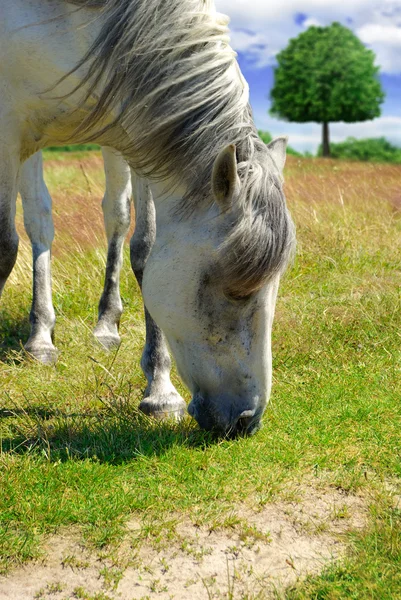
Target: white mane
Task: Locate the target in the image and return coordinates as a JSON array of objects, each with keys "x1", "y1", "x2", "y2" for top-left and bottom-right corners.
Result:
[{"x1": 64, "y1": 0, "x2": 294, "y2": 297}]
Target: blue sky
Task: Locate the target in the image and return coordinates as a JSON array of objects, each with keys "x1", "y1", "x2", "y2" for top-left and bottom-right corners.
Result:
[{"x1": 215, "y1": 0, "x2": 401, "y2": 153}]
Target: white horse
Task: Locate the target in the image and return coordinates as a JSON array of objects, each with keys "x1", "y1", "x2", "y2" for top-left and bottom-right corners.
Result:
[{"x1": 1, "y1": 0, "x2": 295, "y2": 436}]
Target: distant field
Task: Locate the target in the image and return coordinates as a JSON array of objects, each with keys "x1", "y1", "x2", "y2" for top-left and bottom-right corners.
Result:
[{"x1": 0, "y1": 153, "x2": 400, "y2": 599}]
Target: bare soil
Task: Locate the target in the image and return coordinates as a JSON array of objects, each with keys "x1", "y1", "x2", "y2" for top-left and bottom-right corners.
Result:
[{"x1": 0, "y1": 483, "x2": 368, "y2": 600}]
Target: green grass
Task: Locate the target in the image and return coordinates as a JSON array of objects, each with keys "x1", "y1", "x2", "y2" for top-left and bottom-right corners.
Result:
[
  {"x1": 285, "y1": 499, "x2": 401, "y2": 599},
  {"x1": 0, "y1": 155, "x2": 400, "y2": 597}
]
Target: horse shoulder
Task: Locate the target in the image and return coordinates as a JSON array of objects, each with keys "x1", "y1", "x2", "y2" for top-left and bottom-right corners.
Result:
[{"x1": 0, "y1": 0, "x2": 103, "y2": 154}]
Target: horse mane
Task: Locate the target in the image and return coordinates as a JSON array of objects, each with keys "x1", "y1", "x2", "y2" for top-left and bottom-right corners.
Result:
[
  {"x1": 66, "y1": 0, "x2": 106, "y2": 6},
  {"x1": 64, "y1": 0, "x2": 295, "y2": 296}
]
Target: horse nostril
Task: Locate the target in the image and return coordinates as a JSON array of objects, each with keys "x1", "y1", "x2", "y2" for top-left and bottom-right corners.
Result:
[
  {"x1": 235, "y1": 408, "x2": 259, "y2": 436},
  {"x1": 238, "y1": 409, "x2": 256, "y2": 420}
]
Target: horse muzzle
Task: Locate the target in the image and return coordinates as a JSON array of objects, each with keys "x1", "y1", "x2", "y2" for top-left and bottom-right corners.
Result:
[{"x1": 188, "y1": 393, "x2": 262, "y2": 437}]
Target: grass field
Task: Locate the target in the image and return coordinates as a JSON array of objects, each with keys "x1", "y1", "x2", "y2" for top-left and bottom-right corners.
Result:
[{"x1": 0, "y1": 152, "x2": 400, "y2": 599}]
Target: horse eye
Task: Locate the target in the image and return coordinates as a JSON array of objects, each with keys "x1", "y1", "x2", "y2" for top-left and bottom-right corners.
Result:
[{"x1": 224, "y1": 289, "x2": 252, "y2": 303}]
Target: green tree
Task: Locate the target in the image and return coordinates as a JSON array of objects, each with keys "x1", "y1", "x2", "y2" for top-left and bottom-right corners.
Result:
[{"x1": 270, "y1": 23, "x2": 385, "y2": 157}]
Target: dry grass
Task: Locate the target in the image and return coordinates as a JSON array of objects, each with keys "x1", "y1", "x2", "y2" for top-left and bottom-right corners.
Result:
[{"x1": 1, "y1": 152, "x2": 400, "y2": 599}]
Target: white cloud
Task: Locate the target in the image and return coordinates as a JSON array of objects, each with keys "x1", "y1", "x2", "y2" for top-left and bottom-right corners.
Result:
[
  {"x1": 358, "y1": 24, "x2": 401, "y2": 46},
  {"x1": 357, "y1": 24, "x2": 401, "y2": 74},
  {"x1": 303, "y1": 18, "x2": 323, "y2": 28},
  {"x1": 216, "y1": 0, "x2": 373, "y2": 24},
  {"x1": 229, "y1": 30, "x2": 270, "y2": 67},
  {"x1": 215, "y1": 0, "x2": 401, "y2": 74},
  {"x1": 330, "y1": 116, "x2": 401, "y2": 143}
]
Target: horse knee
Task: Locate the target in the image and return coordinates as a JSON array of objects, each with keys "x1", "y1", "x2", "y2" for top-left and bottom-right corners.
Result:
[
  {"x1": 21, "y1": 190, "x2": 54, "y2": 249},
  {"x1": 102, "y1": 192, "x2": 131, "y2": 237},
  {"x1": 24, "y1": 205, "x2": 54, "y2": 247}
]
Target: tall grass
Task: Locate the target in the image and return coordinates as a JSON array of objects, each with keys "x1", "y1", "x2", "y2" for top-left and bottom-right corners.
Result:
[{"x1": 0, "y1": 153, "x2": 400, "y2": 597}]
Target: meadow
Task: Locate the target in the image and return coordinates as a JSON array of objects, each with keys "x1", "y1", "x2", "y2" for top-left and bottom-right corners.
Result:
[{"x1": 0, "y1": 151, "x2": 400, "y2": 599}]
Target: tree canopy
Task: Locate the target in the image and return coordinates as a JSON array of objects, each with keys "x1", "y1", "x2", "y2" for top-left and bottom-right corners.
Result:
[{"x1": 270, "y1": 23, "x2": 385, "y2": 156}]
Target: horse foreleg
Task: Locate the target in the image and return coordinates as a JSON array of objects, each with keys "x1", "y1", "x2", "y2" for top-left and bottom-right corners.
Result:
[
  {"x1": 130, "y1": 176, "x2": 186, "y2": 420},
  {"x1": 93, "y1": 147, "x2": 131, "y2": 349},
  {"x1": 0, "y1": 146, "x2": 19, "y2": 298},
  {"x1": 20, "y1": 152, "x2": 57, "y2": 364}
]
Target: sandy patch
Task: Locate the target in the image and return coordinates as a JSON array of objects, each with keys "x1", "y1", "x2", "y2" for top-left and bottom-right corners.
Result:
[{"x1": 0, "y1": 483, "x2": 367, "y2": 600}]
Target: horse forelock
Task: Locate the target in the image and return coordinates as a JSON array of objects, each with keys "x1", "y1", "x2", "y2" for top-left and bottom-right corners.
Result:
[
  {"x1": 64, "y1": 0, "x2": 294, "y2": 293},
  {"x1": 215, "y1": 141, "x2": 295, "y2": 299}
]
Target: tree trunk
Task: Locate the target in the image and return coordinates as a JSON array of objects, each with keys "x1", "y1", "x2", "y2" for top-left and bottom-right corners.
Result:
[{"x1": 322, "y1": 122, "x2": 330, "y2": 157}]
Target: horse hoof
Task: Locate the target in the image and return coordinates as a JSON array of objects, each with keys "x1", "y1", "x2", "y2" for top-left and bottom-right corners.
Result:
[
  {"x1": 139, "y1": 394, "x2": 187, "y2": 421},
  {"x1": 24, "y1": 343, "x2": 59, "y2": 365},
  {"x1": 93, "y1": 329, "x2": 121, "y2": 350}
]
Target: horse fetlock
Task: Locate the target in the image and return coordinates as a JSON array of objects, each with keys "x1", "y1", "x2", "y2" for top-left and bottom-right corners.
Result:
[
  {"x1": 139, "y1": 386, "x2": 187, "y2": 421},
  {"x1": 29, "y1": 308, "x2": 56, "y2": 333},
  {"x1": 24, "y1": 336, "x2": 58, "y2": 365},
  {"x1": 93, "y1": 320, "x2": 121, "y2": 350},
  {"x1": 98, "y1": 294, "x2": 123, "y2": 323},
  {"x1": 140, "y1": 349, "x2": 172, "y2": 384}
]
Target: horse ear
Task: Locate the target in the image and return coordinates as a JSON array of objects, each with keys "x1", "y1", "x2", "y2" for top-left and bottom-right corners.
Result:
[
  {"x1": 212, "y1": 144, "x2": 240, "y2": 208},
  {"x1": 267, "y1": 136, "x2": 288, "y2": 172}
]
